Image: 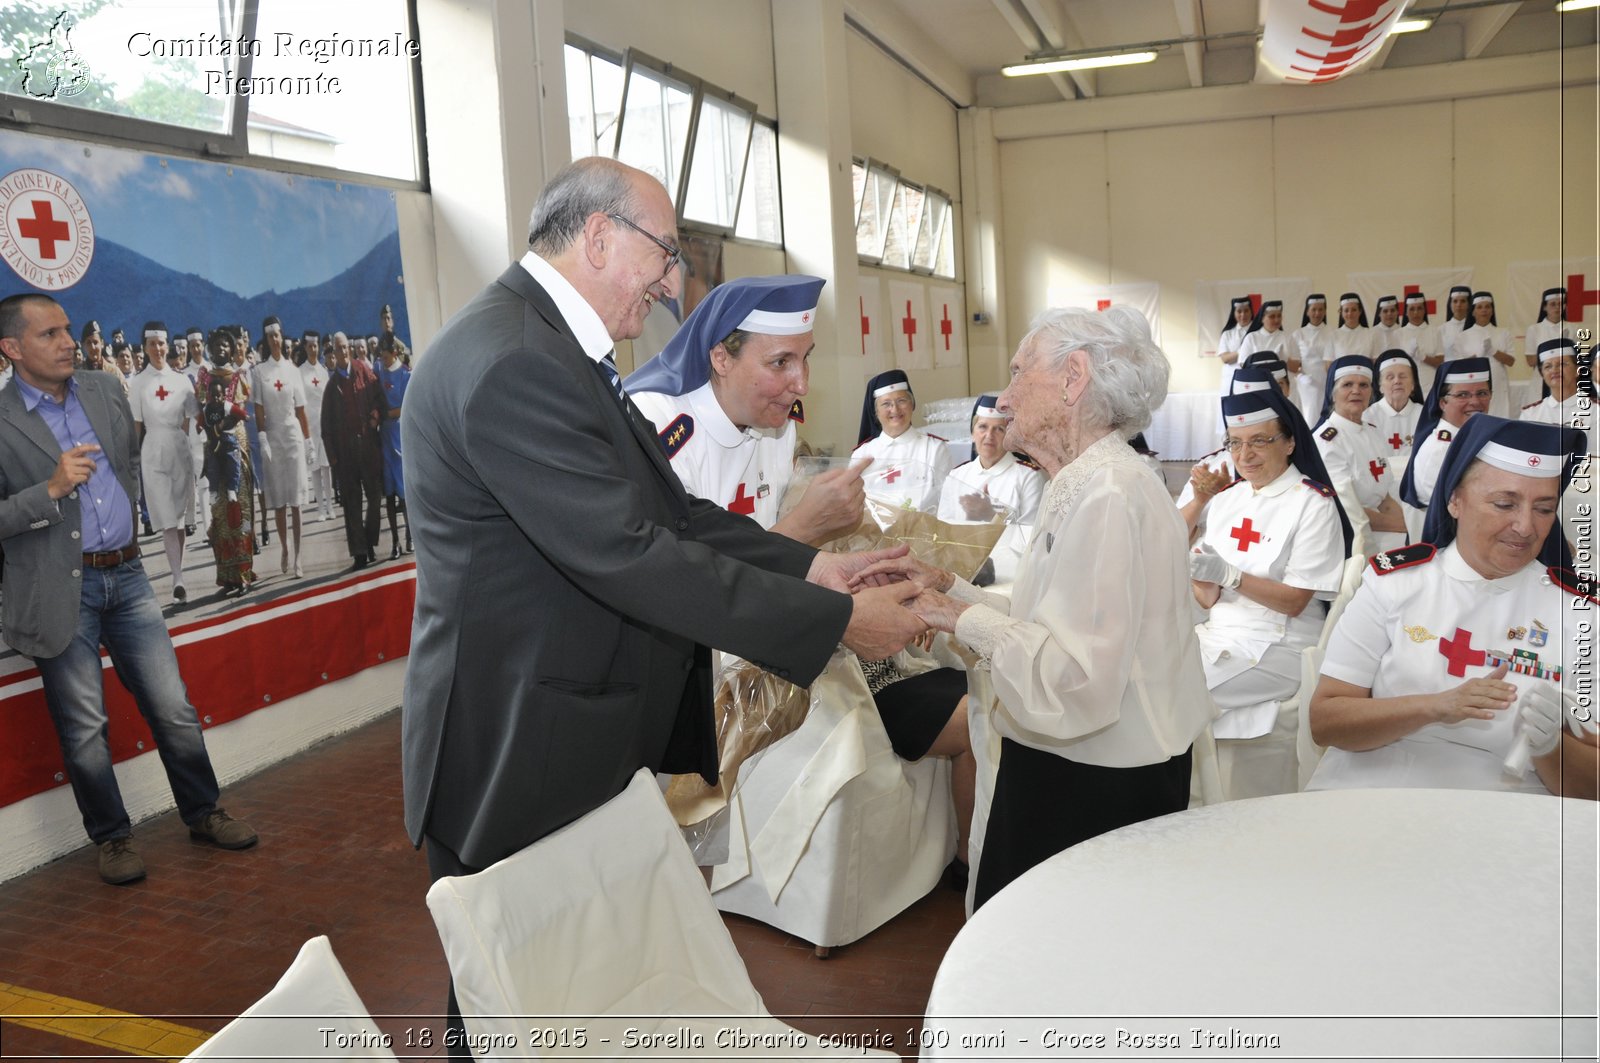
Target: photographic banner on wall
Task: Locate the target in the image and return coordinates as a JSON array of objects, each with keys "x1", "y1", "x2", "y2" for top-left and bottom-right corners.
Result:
[
  {"x1": 927, "y1": 282, "x2": 966, "y2": 370},
  {"x1": 1194, "y1": 277, "x2": 1312, "y2": 356},
  {"x1": 0, "y1": 126, "x2": 414, "y2": 810},
  {"x1": 887, "y1": 278, "x2": 931, "y2": 372},
  {"x1": 1048, "y1": 281, "x2": 1163, "y2": 344},
  {"x1": 0, "y1": 127, "x2": 408, "y2": 346},
  {"x1": 1346, "y1": 267, "x2": 1473, "y2": 330}
]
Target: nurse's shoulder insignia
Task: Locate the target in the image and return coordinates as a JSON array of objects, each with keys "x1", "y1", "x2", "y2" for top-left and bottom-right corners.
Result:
[
  {"x1": 1301, "y1": 477, "x2": 1335, "y2": 498},
  {"x1": 658, "y1": 414, "x2": 694, "y2": 458},
  {"x1": 1371, "y1": 542, "x2": 1435, "y2": 575},
  {"x1": 787, "y1": 399, "x2": 805, "y2": 424},
  {"x1": 1437, "y1": 428, "x2": 1452, "y2": 442},
  {"x1": 1522, "y1": 399, "x2": 1543, "y2": 411},
  {"x1": 1016, "y1": 453, "x2": 1041, "y2": 470},
  {"x1": 1319, "y1": 425, "x2": 1339, "y2": 441},
  {"x1": 1550, "y1": 566, "x2": 1598, "y2": 606}
]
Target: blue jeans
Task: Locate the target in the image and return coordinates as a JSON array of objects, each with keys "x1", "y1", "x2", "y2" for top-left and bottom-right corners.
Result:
[{"x1": 35, "y1": 557, "x2": 220, "y2": 844}]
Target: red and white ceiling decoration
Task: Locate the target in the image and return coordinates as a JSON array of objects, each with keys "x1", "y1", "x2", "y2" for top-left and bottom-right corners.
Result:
[{"x1": 1256, "y1": 0, "x2": 1412, "y2": 85}]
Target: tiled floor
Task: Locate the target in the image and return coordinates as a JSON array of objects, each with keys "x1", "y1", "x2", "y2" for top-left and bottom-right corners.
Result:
[{"x1": 0, "y1": 710, "x2": 965, "y2": 1061}]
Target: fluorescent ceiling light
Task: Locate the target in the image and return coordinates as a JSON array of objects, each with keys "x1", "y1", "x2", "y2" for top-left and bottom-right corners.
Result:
[
  {"x1": 1002, "y1": 51, "x2": 1158, "y2": 77},
  {"x1": 1555, "y1": 0, "x2": 1599, "y2": 11},
  {"x1": 1390, "y1": 17, "x2": 1432, "y2": 33}
]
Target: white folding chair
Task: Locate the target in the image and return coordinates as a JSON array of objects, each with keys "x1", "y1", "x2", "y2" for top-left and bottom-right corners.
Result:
[
  {"x1": 709, "y1": 649, "x2": 957, "y2": 953},
  {"x1": 1297, "y1": 555, "x2": 1366, "y2": 789},
  {"x1": 425, "y1": 768, "x2": 897, "y2": 1058},
  {"x1": 184, "y1": 936, "x2": 395, "y2": 1061}
]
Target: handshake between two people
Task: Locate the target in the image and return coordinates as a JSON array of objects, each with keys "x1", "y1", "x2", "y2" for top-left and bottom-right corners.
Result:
[{"x1": 805, "y1": 545, "x2": 971, "y2": 659}]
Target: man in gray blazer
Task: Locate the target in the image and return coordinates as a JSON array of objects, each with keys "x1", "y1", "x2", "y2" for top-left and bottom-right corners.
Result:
[{"x1": 0, "y1": 293, "x2": 256, "y2": 886}]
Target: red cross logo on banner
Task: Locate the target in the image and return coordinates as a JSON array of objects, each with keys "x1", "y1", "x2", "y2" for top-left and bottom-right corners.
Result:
[
  {"x1": 1368, "y1": 459, "x2": 1385, "y2": 481},
  {"x1": 274, "y1": 379, "x2": 284, "y2": 391},
  {"x1": 1388, "y1": 432, "x2": 1403, "y2": 451},
  {"x1": 884, "y1": 467, "x2": 903, "y2": 484},
  {"x1": 1248, "y1": 294, "x2": 1263, "y2": 315},
  {"x1": 154, "y1": 385, "x2": 170, "y2": 401},
  {"x1": 17, "y1": 200, "x2": 69, "y2": 259},
  {"x1": 1438, "y1": 627, "x2": 1486, "y2": 677},
  {"x1": 901, "y1": 301, "x2": 917, "y2": 353},
  {"x1": 860, "y1": 297, "x2": 869, "y2": 356},
  {"x1": 728, "y1": 483, "x2": 756, "y2": 515},
  {"x1": 1229, "y1": 517, "x2": 1262, "y2": 552},
  {"x1": 1402, "y1": 285, "x2": 1436, "y2": 317},
  {"x1": 939, "y1": 304, "x2": 953, "y2": 350},
  {"x1": 1096, "y1": 299, "x2": 1112, "y2": 311},
  {"x1": 1567, "y1": 273, "x2": 1598, "y2": 323}
]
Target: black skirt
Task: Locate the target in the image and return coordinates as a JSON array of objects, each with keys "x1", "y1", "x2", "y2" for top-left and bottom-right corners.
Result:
[
  {"x1": 973, "y1": 737, "x2": 1193, "y2": 911},
  {"x1": 872, "y1": 666, "x2": 967, "y2": 761}
]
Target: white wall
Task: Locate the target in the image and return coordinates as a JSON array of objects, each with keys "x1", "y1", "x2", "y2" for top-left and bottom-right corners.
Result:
[
  {"x1": 846, "y1": 26, "x2": 971, "y2": 424},
  {"x1": 997, "y1": 56, "x2": 1598, "y2": 396}
]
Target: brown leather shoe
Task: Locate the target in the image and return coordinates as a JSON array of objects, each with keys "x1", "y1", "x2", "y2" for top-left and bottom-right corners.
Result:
[
  {"x1": 99, "y1": 838, "x2": 146, "y2": 885},
  {"x1": 188, "y1": 810, "x2": 258, "y2": 850}
]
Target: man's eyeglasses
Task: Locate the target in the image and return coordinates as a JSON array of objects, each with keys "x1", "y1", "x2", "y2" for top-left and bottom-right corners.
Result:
[
  {"x1": 1224, "y1": 433, "x2": 1287, "y2": 453},
  {"x1": 607, "y1": 213, "x2": 682, "y2": 275}
]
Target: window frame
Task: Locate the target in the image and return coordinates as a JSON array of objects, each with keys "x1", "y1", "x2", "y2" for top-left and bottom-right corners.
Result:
[
  {"x1": 678, "y1": 80, "x2": 757, "y2": 238},
  {"x1": 563, "y1": 33, "x2": 625, "y2": 163},
  {"x1": 729, "y1": 113, "x2": 783, "y2": 248},
  {"x1": 0, "y1": 0, "x2": 428, "y2": 191},
  {"x1": 853, "y1": 155, "x2": 900, "y2": 266}
]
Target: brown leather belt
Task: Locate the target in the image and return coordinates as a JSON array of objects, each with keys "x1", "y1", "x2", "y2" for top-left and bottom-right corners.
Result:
[{"x1": 82, "y1": 544, "x2": 140, "y2": 569}]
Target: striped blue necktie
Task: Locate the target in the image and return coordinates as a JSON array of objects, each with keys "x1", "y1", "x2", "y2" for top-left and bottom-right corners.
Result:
[{"x1": 601, "y1": 352, "x2": 626, "y2": 401}]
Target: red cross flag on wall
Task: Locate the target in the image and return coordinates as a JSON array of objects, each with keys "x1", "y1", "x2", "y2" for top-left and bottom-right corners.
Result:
[
  {"x1": 1508, "y1": 257, "x2": 1600, "y2": 340},
  {"x1": 1347, "y1": 267, "x2": 1472, "y2": 332},
  {"x1": 1052, "y1": 282, "x2": 1165, "y2": 346},
  {"x1": 887, "y1": 278, "x2": 930, "y2": 371},
  {"x1": 1192, "y1": 276, "x2": 1309, "y2": 357},
  {"x1": 857, "y1": 273, "x2": 885, "y2": 359},
  {"x1": 928, "y1": 283, "x2": 967, "y2": 369}
]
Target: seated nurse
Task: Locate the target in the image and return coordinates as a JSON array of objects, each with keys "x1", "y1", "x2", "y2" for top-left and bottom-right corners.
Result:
[
  {"x1": 629, "y1": 275, "x2": 976, "y2": 860},
  {"x1": 1189, "y1": 386, "x2": 1352, "y2": 799},
  {"x1": 1308, "y1": 417, "x2": 1598, "y2": 797},
  {"x1": 852, "y1": 369, "x2": 954, "y2": 514}
]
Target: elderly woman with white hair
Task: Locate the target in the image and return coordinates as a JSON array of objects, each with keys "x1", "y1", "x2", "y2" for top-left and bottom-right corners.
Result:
[{"x1": 853, "y1": 306, "x2": 1213, "y2": 908}]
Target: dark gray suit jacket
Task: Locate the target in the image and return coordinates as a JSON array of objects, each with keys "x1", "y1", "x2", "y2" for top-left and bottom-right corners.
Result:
[
  {"x1": 401, "y1": 263, "x2": 853, "y2": 868},
  {"x1": 0, "y1": 371, "x2": 140, "y2": 658}
]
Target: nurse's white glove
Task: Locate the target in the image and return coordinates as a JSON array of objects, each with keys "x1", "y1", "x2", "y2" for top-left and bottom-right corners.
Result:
[
  {"x1": 259, "y1": 436, "x2": 273, "y2": 463},
  {"x1": 304, "y1": 445, "x2": 316, "y2": 470},
  {"x1": 1189, "y1": 543, "x2": 1241, "y2": 589},
  {"x1": 1517, "y1": 682, "x2": 1596, "y2": 758}
]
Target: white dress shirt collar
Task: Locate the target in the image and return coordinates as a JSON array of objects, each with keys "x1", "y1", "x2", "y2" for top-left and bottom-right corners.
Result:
[{"x1": 518, "y1": 250, "x2": 614, "y2": 364}]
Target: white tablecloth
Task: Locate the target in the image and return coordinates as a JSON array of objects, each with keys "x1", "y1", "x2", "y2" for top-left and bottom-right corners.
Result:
[{"x1": 924, "y1": 788, "x2": 1597, "y2": 1060}]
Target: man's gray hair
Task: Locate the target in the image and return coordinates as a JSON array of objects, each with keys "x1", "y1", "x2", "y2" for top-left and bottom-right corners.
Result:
[
  {"x1": 1021, "y1": 305, "x2": 1170, "y2": 435},
  {"x1": 527, "y1": 157, "x2": 643, "y2": 256}
]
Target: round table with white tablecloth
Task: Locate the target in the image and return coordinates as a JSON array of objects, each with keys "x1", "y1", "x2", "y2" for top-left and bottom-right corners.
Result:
[{"x1": 923, "y1": 788, "x2": 1596, "y2": 1061}]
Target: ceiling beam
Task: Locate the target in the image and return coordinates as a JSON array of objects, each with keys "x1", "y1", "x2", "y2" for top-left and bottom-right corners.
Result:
[
  {"x1": 1463, "y1": 1, "x2": 1520, "y2": 59},
  {"x1": 1019, "y1": 0, "x2": 1097, "y2": 98},
  {"x1": 991, "y1": 0, "x2": 1077, "y2": 101},
  {"x1": 1172, "y1": 0, "x2": 1205, "y2": 88},
  {"x1": 842, "y1": 0, "x2": 977, "y2": 106}
]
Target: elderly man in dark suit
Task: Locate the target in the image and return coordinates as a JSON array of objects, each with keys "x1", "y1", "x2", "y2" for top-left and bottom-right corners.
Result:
[
  {"x1": 402, "y1": 157, "x2": 924, "y2": 1041},
  {"x1": 0, "y1": 293, "x2": 255, "y2": 886}
]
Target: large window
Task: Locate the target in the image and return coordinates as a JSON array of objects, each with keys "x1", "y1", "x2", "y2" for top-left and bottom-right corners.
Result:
[
  {"x1": 564, "y1": 39, "x2": 779, "y2": 245},
  {"x1": 852, "y1": 157, "x2": 955, "y2": 279},
  {"x1": 0, "y1": 0, "x2": 423, "y2": 184}
]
